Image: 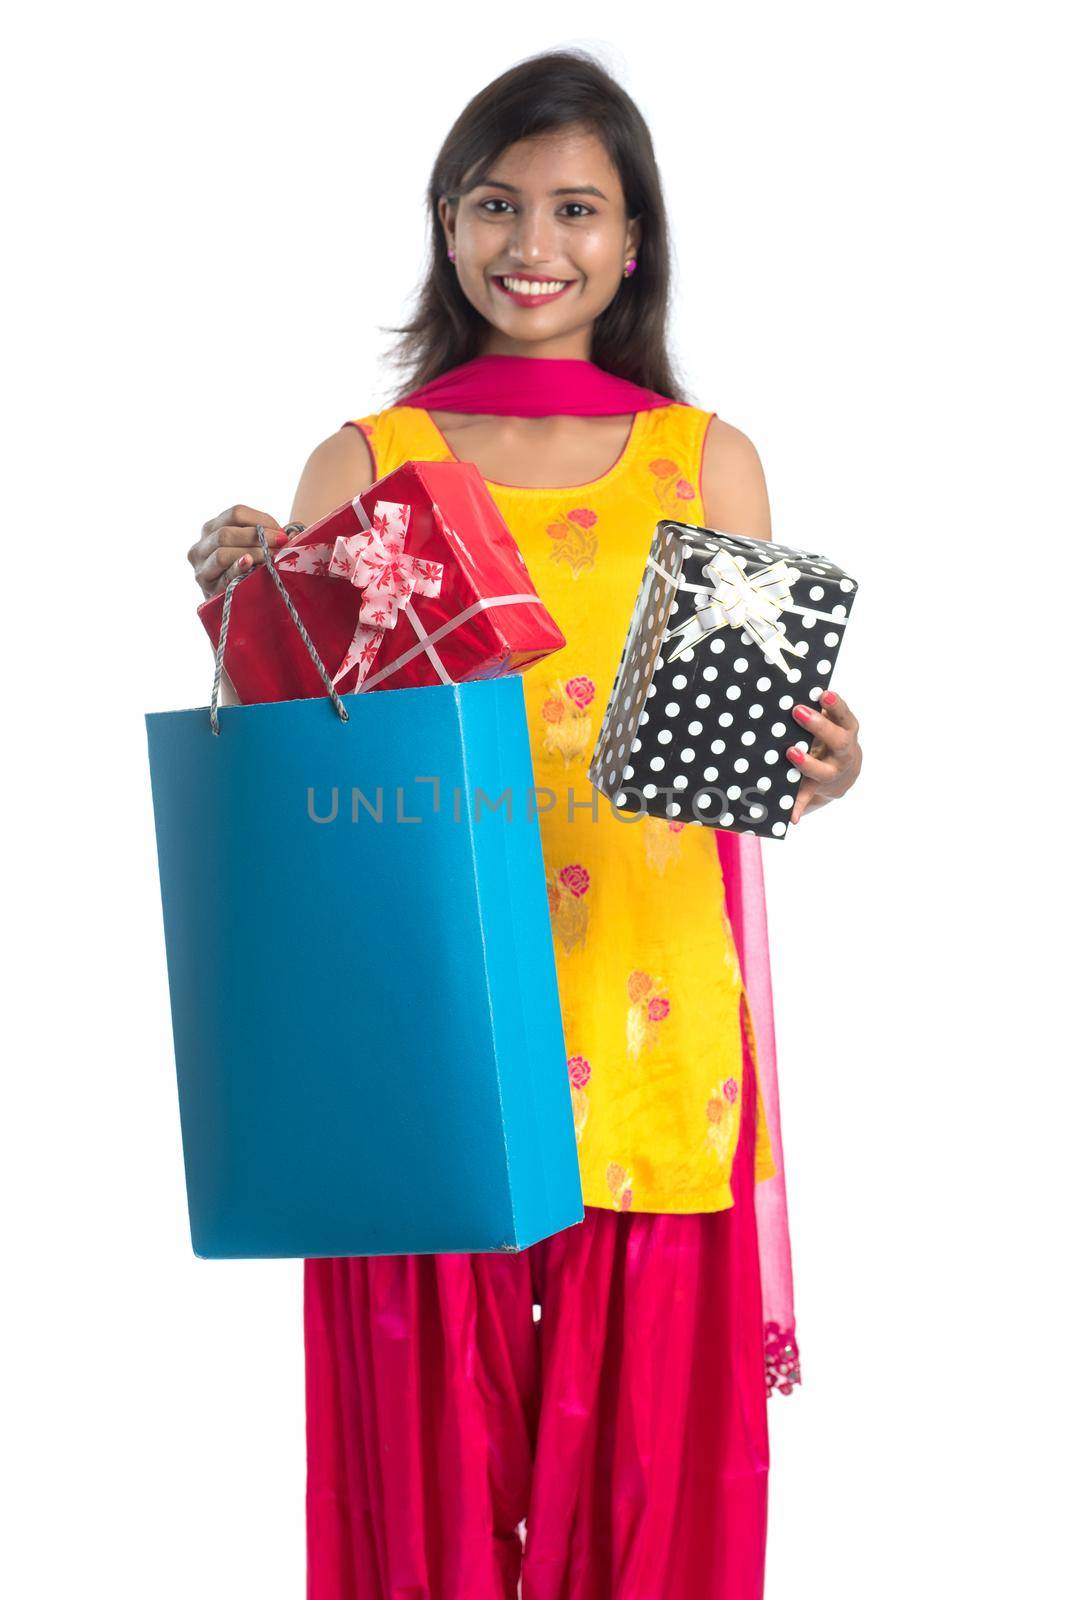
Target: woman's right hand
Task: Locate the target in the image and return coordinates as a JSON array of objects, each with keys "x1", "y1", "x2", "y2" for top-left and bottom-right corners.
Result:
[{"x1": 187, "y1": 504, "x2": 295, "y2": 601}]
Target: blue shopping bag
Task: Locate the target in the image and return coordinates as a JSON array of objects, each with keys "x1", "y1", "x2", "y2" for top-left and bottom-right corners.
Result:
[{"x1": 144, "y1": 673, "x2": 583, "y2": 1258}]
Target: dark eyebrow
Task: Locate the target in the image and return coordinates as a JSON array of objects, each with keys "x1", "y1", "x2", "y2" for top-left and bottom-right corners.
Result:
[{"x1": 471, "y1": 178, "x2": 608, "y2": 200}]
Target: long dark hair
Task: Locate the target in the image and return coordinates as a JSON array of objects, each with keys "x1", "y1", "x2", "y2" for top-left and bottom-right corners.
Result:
[{"x1": 383, "y1": 48, "x2": 692, "y2": 405}]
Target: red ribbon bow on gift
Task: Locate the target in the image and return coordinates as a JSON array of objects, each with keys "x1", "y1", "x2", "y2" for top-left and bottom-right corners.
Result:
[{"x1": 275, "y1": 500, "x2": 444, "y2": 690}]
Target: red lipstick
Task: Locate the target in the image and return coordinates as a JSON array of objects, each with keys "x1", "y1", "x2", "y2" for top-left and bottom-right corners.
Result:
[{"x1": 490, "y1": 273, "x2": 577, "y2": 307}]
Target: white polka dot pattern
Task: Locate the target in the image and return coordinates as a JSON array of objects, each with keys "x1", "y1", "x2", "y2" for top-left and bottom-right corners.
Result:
[{"x1": 587, "y1": 519, "x2": 859, "y2": 839}]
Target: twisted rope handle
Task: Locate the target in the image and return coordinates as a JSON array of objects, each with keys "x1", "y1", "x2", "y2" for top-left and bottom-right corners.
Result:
[{"x1": 209, "y1": 522, "x2": 351, "y2": 733}]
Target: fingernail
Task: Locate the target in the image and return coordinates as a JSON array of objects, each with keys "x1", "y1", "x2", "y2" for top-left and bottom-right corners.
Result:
[
  {"x1": 794, "y1": 704, "x2": 813, "y2": 720},
  {"x1": 239, "y1": 555, "x2": 252, "y2": 568},
  {"x1": 787, "y1": 746, "x2": 805, "y2": 764},
  {"x1": 823, "y1": 690, "x2": 838, "y2": 707}
]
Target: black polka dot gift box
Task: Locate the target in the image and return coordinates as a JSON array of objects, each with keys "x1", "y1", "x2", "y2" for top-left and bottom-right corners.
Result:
[{"x1": 588, "y1": 521, "x2": 859, "y2": 839}]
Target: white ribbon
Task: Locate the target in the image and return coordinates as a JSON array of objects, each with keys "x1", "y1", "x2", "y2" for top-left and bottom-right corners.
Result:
[
  {"x1": 662, "y1": 548, "x2": 804, "y2": 674},
  {"x1": 647, "y1": 545, "x2": 845, "y2": 676},
  {"x1": 360, "y1": 591, "x2": 542, "y2": 690}
]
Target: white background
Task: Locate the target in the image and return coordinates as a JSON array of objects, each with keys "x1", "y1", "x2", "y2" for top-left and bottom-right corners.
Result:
[{"x1": 4, "y1": 3, "x2": 1064, "y2": 1594}]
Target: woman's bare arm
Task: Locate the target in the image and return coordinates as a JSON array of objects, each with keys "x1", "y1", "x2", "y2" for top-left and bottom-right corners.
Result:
[
  {"x1": 289, "y1": 424, "x2": 376, "y2": 527},
  {"x1": 205, "y1": 425, "x2": 378, "y2": 707},
  {"x1": 698, "y1": 416, "x2": 773, "y2": 540}
]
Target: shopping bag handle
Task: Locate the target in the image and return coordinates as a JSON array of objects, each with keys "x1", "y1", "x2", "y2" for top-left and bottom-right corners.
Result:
[{"x1": 210, "y1": 523, "x2": 351, "y2": 733}]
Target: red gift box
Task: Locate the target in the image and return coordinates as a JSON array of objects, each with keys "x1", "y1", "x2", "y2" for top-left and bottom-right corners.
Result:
[{"x1": 198, "y1": 459, "x2": 565, "y2": 703}]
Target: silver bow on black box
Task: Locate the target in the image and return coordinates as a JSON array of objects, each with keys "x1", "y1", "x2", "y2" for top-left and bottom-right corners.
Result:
[
  {"x1": 663, "y1": 546, "x2": 808, "y2": 674},
  {"x1": 588, "y1": 521, "x2": 859, "y2": 840}
]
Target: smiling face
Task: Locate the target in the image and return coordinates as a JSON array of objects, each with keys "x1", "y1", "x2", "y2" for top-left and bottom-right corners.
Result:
[{"x1": 437, "y1": 125, "x2": 642, "y2": 360}]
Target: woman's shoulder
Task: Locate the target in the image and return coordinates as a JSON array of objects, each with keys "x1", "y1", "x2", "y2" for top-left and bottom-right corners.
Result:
[
  {"x1": 335, "y1": 407, "x2": 405, "y2": 482},
  {"x1": 289, "y1": 420, "x2": 376, "y2": 524},
  {"x1": 341, "y1": 404, "x2": 450, "y2": 473},
  {"x1": 698, "y1": 412, "x2": 764, "y2": 477},
  {"x1": 696, "y1": 413, "x2": 772, "y2": 539}
]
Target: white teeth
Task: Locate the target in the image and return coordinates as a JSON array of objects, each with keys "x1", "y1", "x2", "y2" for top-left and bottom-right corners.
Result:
[{"x1": 500, "y1": 276, "x2": 569, "y2": 295}]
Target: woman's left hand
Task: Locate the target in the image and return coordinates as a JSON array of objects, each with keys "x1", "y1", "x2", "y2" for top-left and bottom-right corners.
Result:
[{"x1": 786, "y1": 690, "x2": 863, "y2": 826}]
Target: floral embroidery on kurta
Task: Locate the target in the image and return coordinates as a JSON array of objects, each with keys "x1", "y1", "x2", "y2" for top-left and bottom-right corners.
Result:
[
  {"x1": 705, "y1": 1076, "x2": 740, "y2": 1164},
  {"x1": 625, "y1": 970, "x2": 671, "y2": 1058},
  {"x1": 541, "y1": 675, "x2": 596, "y2": 765},
  {"x1": 546, "y1": 506, "x2": 598, "y2": 576},
  {"x1": 647, "y1": 456, "x2": 698, "y2": 515},
  {"x1": 547, "y1": 863, "x2": 591, "y2": 953},
  {"x1": 606, "y1": 1161, "x2": 634, "y2": 1210},
  {"x1": 568, "y1": 1055, "x2": 591, "y2": 1141},
  {"x1": 643, "y1": 815, "x2": 686, "y2": 875}
]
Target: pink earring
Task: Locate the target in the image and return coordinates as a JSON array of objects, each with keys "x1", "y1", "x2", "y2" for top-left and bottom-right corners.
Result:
[
  {"x1": 447, "y1": 248, "x2": 456, "y2": 261},
  {"x1": 624, "y1": 258, "x2": 637, "y2": 277}
]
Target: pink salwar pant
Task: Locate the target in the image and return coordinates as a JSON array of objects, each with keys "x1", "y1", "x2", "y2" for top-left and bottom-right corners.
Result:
[{"x1": 304, "y1": 1029, "x2": 769, "y2": 1599}]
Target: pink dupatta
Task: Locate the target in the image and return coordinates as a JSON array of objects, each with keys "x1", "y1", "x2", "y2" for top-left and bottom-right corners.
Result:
[{"x1": 396, "y1": 353, "x2": 800, "y2": 1394}]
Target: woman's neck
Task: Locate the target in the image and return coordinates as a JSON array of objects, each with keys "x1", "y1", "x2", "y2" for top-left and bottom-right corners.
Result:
[
  {"x1": 426, "y1": 409, "x2": 637, "y2": 491},
  {"x1": 478, "y1": 336, "x2": 594, "y2": 362}
]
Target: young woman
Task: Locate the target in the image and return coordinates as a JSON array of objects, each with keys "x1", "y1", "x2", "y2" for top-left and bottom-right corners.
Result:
[{"x1": 188, "y1": 50, "x2": 862, "y2": 1600}]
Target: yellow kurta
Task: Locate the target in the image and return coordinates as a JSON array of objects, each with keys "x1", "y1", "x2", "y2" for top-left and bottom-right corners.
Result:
[{"x1": 349, "y1": 402, "x2": 776, "y2": 1212}]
